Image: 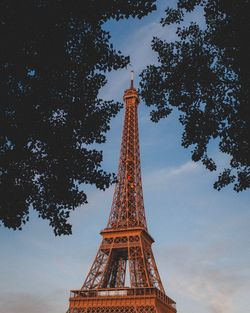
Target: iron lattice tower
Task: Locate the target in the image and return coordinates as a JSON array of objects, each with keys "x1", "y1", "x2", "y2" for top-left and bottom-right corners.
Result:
[{"x1": 67, "y1": 74, "x2": 176, "y2": 313}]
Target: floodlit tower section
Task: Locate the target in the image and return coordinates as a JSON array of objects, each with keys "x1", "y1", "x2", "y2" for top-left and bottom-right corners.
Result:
[{"x1": 67, "y1": 73, "x2": 177, "y2": 313}]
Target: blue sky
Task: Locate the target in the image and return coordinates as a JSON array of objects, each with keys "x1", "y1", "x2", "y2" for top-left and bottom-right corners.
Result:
[{"x1": 0, "y1": 1, "x2": 249, "y2": 313}]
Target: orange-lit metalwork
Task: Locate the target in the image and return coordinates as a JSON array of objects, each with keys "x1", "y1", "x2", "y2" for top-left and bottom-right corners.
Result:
[{"x1": 66, "y1": 75, "x2": 176, "y2": 313}]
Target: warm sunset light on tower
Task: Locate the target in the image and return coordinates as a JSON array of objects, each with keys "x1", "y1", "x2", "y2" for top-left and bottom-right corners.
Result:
[{"x1": 66, "y1": 74, "x2": 176, "y2": 313}]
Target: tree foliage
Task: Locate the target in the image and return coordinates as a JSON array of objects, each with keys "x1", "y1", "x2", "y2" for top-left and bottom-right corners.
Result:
[
  {"x1": 140, "y1": 0, "x2": 250, "y2": 191},
  {"x1": 0, "y1": 0, "x2": 156, "y2": 235}
]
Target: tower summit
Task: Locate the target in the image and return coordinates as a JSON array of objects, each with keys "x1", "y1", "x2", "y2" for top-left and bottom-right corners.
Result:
[
  {"x1": 67, "y1": 74, "x2": 176, "y2": 313},
  {"x1": 130, "y1": 70, "x2": 134, "y2": 89}
]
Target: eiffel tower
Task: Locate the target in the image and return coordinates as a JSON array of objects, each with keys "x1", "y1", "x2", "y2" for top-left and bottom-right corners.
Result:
[{"x1": 67, "y1": 73, "x2": 176, "y2": 313}]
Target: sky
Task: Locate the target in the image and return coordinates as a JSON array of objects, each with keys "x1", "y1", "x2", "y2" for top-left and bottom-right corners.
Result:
[{"x1": 0, "y1": 1, "x2": 250, "y2": 313}]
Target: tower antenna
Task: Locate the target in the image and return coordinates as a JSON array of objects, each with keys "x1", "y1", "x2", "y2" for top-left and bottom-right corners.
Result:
[{"x1": 130, "y1": 70, "x2": 134, "y2": 89}]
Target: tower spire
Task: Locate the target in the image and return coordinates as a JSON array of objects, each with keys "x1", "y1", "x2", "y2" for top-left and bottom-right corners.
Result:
[
  {"x1": 130, "y1": 70, "x2": 134, "y2": 89},
  {"x1": 67, "y1": 74, "x2": 177, "y2": 313}
]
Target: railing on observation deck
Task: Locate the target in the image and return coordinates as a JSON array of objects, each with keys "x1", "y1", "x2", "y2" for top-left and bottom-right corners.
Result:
[{"x1": 70, "y1": 287, "x2": 176, "y2": 309}]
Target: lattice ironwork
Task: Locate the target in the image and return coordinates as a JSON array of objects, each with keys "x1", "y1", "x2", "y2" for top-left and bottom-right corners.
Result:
[
  {"x1": 66, "y1": 75, "x2": 176, "y2": 313},
  {"x1": 81, "y1": 229, "x2": 164, "y2": 291},
  {"x1": 107, "y1": 84, "x2": 147, "y2": 230},
  {"x1": 68, "y1": 306, "x2": 156, "y2": 313}
]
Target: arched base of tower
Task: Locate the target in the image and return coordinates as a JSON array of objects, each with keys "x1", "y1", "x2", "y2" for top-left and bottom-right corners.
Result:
[{"x1": 67, "y1": 288, "x2": 176, "y2": 313}]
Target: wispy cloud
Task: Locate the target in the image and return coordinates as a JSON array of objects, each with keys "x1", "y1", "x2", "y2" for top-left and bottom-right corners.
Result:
[
  {"x1": 144, "y1": 161, "x2": 199, "y2": 185},
  {"x1": 0, "y1": 290, "x2": 68, "y2": 313},
  {"x1": 100, "y1": 20, "x2": 178, "y2": 101},
  {"x1": 158, "y1": 243, "x2": 250, "y2": 313},
  {"x1": 141, "y1": 161, "x2": 250, "y2": 313}
]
